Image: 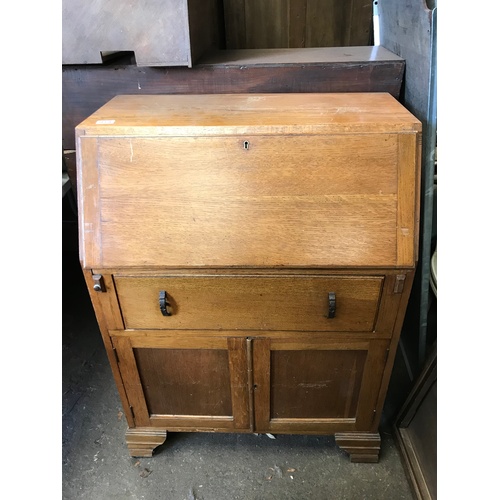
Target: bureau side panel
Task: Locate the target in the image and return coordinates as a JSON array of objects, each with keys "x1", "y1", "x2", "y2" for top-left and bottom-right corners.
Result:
[
  {"x1": 397, "y1": 133, "x2": 420, "y2": 267},
  {"x1": 94, "y1": 134, "x2": 399, "y2": 268},
  {"x1": 77, "y1": 135, "x2": 101, "y2": 269},
  {"x1": 82, "y1": 270, "x2": 134, "y2": 426}
]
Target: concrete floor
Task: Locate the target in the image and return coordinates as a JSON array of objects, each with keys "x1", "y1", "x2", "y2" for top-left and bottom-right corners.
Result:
[{"x1": 62, "y1": 197, "x2": 415, "y2": 499}]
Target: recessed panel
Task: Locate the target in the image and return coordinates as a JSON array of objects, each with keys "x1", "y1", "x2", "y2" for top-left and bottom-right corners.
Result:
[
  {"x1": 134, "y1": 348, "x2": 232, "y2": 417},
  {"x1": 270, "y1": 350, "x2": 367, "y2": 419}
]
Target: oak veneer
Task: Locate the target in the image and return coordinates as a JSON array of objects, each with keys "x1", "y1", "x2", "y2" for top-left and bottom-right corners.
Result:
[
  {"x1": 77, "y1": 93, "x2": 421, "y2": 461},
  {"x1": 114, "y1": 275, "x2": 383, "y2": 331}
]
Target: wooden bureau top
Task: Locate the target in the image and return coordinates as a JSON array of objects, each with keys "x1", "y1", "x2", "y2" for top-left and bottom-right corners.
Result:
[
  {"x1": 77, "y1": 93, "x2": 421, "y2": 270},
  {"x1": 76, "y1": 93, "x2": 421, "y2": 137}
]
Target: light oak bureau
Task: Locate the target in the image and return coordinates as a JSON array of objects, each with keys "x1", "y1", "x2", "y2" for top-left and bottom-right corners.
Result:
[{"x1": 76, "y1": 93, "x2": 421, "y2": 462}]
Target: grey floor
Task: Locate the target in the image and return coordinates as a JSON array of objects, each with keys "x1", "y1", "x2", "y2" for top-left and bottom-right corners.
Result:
[{"x1": 62, "y1": 197, "x2": 416, "y2": 500}]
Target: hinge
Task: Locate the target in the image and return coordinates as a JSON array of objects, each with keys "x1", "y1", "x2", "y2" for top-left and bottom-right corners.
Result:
[
  {"x1": 92, "y1": 273, "x2": 106, "y2": 292},
  {"x1": 393, "y1": 274, "x2": 406, "y2": 294}
]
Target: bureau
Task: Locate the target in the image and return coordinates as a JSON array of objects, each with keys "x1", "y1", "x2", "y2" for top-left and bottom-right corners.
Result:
[{"x1": 76, "y1": 93, "x2": 421, "y2": 462}]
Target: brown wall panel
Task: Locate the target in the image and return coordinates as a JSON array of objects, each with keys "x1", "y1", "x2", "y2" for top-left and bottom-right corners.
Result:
[{"x1": 224, "y1": 0, "x2": 373, "y2": 49}]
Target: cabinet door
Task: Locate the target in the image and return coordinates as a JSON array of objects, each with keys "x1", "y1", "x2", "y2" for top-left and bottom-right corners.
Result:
[
  {"x1": 253, "y1": 337, "x2": 389, "y2": 433},
  {"x1": 112, "y1": 334, "x2": 251, "y2": 431}
]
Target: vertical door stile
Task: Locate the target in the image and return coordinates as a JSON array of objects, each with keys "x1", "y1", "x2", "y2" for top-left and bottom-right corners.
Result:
[
  {"x1": 354, "y1": 340, "x2": 391, "y2": 430},
  {"x1": 246, "y1": 337, "x2": 255, "y2": 433},
  {"x1": 252, "y1": 338, "x2": 271, "y2": 432},
  {"x1": 112, "y1": 336, "x2": 151, "y2": 427},
  {"x1": 227, "y1": 337, "x2": 251, "y2": 429}
]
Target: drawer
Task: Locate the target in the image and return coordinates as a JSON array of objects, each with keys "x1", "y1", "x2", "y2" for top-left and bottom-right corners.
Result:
[{"x1": 114, "y1": 275, "x2": 383, "y2": 332}]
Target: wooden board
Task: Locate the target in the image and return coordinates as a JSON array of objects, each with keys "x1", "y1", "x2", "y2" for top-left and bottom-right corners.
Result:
[
  {"x1": 62, "y1": 0, "x2": 222, "y2": 66},
  {"x1": 223, "y1": 0, "x2": 373, "y2": 49}
]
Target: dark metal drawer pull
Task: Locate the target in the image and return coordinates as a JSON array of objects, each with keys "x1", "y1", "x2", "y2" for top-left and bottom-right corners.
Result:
[
  {"x1": 328, "y1": 292, "x2": 336, "y2": 318},
  {"x1": 159, "y1": 290, "x2": 172, "y2": 316}
]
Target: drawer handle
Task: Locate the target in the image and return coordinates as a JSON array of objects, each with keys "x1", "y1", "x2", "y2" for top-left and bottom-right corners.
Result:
[
  {"x1": 159, "y1": 290, "x2": 172, "y2": 316},
  {"x1": 328, "y1": 292, "x2": 336, "y2": 318}
]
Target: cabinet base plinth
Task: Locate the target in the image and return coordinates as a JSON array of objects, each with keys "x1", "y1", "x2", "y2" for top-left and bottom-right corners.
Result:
[
  {"x1": 125, "y1": 428, "x2": 167, "y2": 457},
  {"x1": 335, "y1": 432, "x2": 381, "y2": 463}
]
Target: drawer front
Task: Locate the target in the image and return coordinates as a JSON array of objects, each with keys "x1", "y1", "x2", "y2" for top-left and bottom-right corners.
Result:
[{"x1": 114, "y1": 275, "x2": 383, "y2": 331}]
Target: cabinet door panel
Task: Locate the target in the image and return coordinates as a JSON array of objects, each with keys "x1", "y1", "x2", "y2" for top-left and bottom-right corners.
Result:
[
  {"x1": 253, "y1": 337, "x2": 389, "y2": 433},
  {"x1": 270, "y1": 349, "x2": 367, "y2": 419},
  {"x1": 112, "y1": 335, "x2": 250, "y2": 431},
  {"x1": 134, "y1": 348, "x2": 232, "y2": 416}
]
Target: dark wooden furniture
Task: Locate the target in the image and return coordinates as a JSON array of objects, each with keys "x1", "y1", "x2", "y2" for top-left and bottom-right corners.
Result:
[
  {"x1": 394, "y1": 343, "x2": 437, "y2": 498},
  {"x1": 62, "y1": 0, "x2": 374, "y2": 67},
  {"x1": 76, "y1": 93, "x2": 421, "y2": 462},
  {"x1": 62, "y1": 0, "x2": 222, "y2": 67},
  {"x1": 223, "y1": 0, "x2": 373, "y2": 49}
]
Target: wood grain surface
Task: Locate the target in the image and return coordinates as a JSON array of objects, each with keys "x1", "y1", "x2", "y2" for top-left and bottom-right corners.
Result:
[
  {"x1": 76, "y1": 93, "x2": 420, "y2": 136},
  {"x1": 77, "y1": 93, "x2": 420, "y2": 269},
  {"x1": 223, "y1": 0, "x2": 373, "y2": 49},
  {"x1": 114, "y1": 275, "x2": 383, "y2": 331}
]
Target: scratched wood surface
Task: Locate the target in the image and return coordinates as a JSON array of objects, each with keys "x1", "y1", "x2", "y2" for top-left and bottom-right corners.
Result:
[
  {"x1": 62, "y1": 46, "x2": 405, "y2": 157},
  {"x1": 76, "y1": 93, "x2": 421, "y2": 270}
]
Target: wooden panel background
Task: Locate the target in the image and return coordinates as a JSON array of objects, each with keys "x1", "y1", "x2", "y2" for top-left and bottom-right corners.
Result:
[
  {"x1": 62, "y1": 0, "x2": 372, "y2": 64},
  {"x1": 223, "y1": 0, "x2": 373, "y2": 49}
]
